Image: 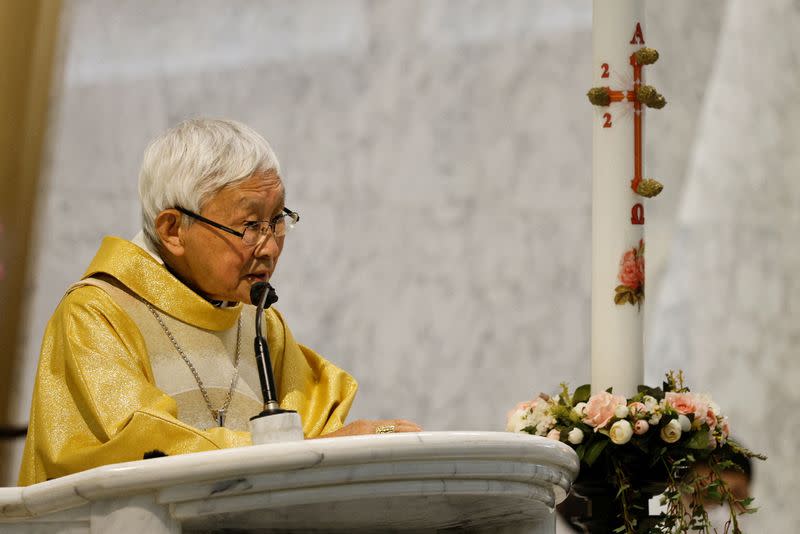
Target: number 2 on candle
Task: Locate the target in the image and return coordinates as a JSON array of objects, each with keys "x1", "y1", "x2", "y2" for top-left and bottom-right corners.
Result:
[{"x1": 603, "y1": 113, "x2": 612, "y2": 128}]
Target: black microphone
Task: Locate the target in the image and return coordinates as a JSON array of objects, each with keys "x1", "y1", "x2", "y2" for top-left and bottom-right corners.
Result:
[{"x1": 250, "y1": 282, "x2": 291, "y2": 417}]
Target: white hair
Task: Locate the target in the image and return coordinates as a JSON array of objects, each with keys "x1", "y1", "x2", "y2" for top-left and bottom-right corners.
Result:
[{"x1": 138, "y1": 118, "x2": 281, "y2": 249}]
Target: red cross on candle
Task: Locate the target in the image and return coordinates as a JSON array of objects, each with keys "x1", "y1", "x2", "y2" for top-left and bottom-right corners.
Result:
[{"x1": 587, "y1": 47, "x2": 665, "y2": 199}]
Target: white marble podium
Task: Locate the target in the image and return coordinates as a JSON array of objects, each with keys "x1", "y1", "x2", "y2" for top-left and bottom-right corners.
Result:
[{"x1": 0, "y1": 432, "x2": 579, "y2": 533}]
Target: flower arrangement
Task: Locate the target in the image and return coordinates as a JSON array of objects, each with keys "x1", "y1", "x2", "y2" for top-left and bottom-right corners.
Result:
[{"x1": 507, "y1": 371, "x2": 765, "y2": 533}]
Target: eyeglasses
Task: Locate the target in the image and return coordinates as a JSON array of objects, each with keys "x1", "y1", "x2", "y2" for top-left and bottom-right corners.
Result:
[{"x1": 175, "y1": 206, "x2": 300, "y2": 247}]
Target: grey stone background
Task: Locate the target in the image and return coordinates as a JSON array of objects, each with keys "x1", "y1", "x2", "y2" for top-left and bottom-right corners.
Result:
[{"x1": 7, "y1": 0, "x2": 798, "y2": 530}]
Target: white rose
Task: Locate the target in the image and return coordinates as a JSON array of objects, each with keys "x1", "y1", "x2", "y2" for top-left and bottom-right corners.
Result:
[
  {"x1": 568, "y1": 427, "x2": 584, "y2": 445},
  {"x1": 649, "y1": 413, "x2": 662, "y2": 425},
  {"x1": 506, "y1": 410, "x2": 530, "y2": 433},
  {"x1": 573, "y1": 402, "x2": 587, "y2": 417},
  {"x1": 660, "y1": 419, "x2": 682, "y2": 443},
  {"x1": 678, "y1": 414, "x2": 691, "y2": 432},
  {"x1": 528, "y1": 402, "x2": 556, "y2": 436},
  {"x1": 643, "y1": 395, "x2": 658, "y2": 412},
  {"x1": 535, "y1": 416, "x2": 557, "y2": 436},
  {"x1": 614, "y1": 405, "x2": 629, "y2": 419},
  {"x1": 609, "y1": 420, "x2": 633, "y2": 445}
]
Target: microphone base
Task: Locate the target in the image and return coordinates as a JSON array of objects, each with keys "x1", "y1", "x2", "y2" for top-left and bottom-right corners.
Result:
[{"x1": 248, "y1": 409, "x2": 304, "y2": 445}]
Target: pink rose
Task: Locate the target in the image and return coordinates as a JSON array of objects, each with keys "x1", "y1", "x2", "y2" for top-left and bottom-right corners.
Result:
[
  {"x1": 619, "y1": 250, "x2": 641, "y2": 289},
  {"x1": 664, "y1": 392, "x2": 697, "y2": 415},
  {"x1": 628, "y1": 402, "x2": 647, "y2": 417},
  {"x1": 665, "y1": 392, "x2": 715, "y2": 427},
  {"x1": 583, "y1": 391, "x2": 627, "y2": 430},
  {"x1": 546, "y1": 429, "x2": 561, "y2": 441}
]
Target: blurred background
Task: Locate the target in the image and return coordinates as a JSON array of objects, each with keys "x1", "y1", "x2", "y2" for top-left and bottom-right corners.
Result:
[{"x1": 1, "y1": 1, "x2": 797, "y2": 530}]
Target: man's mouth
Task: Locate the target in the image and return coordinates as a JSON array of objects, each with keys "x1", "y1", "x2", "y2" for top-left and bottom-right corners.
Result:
[{"x1": 245, "y1": 272, "x2": 270, "y2": 283}]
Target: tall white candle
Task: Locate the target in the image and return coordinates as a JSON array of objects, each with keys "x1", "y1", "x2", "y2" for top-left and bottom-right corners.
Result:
[{"x1": 591, "y1": 0, "x2": 646, "y2": 396}]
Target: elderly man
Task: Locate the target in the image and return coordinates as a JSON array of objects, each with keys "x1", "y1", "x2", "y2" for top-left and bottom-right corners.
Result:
[{"x1": 19, "y1": 119, "x2": 419, "y2": 485}]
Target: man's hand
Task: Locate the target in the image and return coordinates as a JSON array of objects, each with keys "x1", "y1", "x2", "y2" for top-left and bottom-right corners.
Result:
[{"x1": 315, "y1": 419, "x2": 422, "y2": 438}]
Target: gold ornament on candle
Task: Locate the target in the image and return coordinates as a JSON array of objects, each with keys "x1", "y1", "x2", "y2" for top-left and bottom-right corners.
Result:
[
  {"x1": 636, "y1": 178, "x2": 664, "y2": 198},
  {"x1": 587, "y1": 87, "x2": 611, "y2": 106},
  {"x1": 636, "y1": 85, "x2": 666, "y2": 109},
  {"x1": 633, "y1": 47, "x2": 659, "y2": 66}
]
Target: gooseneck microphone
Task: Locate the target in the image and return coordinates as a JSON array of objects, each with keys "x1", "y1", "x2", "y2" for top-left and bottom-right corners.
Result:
[
  {"x1": 247, "y1": 282, "x2": 304, "y2": 443},
  {"x1": 250, "y1": 282, "x2": 290, "y2": 416}
]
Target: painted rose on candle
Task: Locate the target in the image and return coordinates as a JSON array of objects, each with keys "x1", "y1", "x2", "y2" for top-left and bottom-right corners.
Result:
[
  {"x1": 614, "y1": 239, "x2": 645, "y2": 307},
  {"x1": 619, "y1": 250, "x2": 640, "y2": 288}
]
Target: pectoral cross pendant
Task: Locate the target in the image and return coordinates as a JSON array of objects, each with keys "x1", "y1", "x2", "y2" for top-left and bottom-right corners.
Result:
[{"x1": 214, "y1": 409, "x2": 226, "y2": 427}]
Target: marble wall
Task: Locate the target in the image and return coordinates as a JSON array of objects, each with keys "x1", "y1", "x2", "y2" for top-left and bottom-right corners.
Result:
[{"x1": 7, "y1": 0, "x2": 797, "y2": 530}]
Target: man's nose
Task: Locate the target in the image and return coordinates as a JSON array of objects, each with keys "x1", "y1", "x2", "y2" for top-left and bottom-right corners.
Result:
[{"x1": 252, "y1": 232, "x2": 280, "y2": 258}]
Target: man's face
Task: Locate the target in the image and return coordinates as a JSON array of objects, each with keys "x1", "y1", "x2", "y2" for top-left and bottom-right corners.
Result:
[{"x1": 179, "y1": 171, "x2": 286, "y2": 304}]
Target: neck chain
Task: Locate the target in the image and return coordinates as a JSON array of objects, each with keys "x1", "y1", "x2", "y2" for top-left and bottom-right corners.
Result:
[{"x1": 146, "y1": 303, "x2": 241, "y2": 427}]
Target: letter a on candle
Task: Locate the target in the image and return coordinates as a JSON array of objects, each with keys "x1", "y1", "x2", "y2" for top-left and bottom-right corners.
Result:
[{"x1": 629, "y1": 22, "x2": 644, "y2": 45}]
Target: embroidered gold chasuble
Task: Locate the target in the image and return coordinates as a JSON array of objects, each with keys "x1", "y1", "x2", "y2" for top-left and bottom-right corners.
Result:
[{"x1": 19, "y1": 237, "x2": 357, "y2": 485}]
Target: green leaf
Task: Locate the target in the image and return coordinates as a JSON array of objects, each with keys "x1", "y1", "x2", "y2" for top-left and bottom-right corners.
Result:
[
  {"x1": 685, "y1": 431, "x2": 711, "y2": 450},
  {"x1": 583, "y1": 438, "x2": 608, "y2": 467},
  {"x1": 573, "y1": 384, "x2": 591, "y2": 404}
]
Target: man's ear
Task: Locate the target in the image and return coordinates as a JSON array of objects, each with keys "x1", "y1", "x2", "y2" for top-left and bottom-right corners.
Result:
[{"x1": 155, "y1": 209, "x2": 186, "y2": 257}]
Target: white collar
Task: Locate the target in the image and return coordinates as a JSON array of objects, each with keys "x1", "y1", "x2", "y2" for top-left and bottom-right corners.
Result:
[{"x1": 131, "y1": 230, "x2": 164, "y2": 265}]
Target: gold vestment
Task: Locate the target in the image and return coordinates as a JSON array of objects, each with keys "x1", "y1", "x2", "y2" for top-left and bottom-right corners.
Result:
[{"x1": 19, "y1": 237, "x2": 357, "y2": 485}]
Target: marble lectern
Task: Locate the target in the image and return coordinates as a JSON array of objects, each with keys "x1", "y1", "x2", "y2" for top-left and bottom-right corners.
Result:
[{"x1": 0, "y1": 431, "x2": 579, "y2": 533}]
